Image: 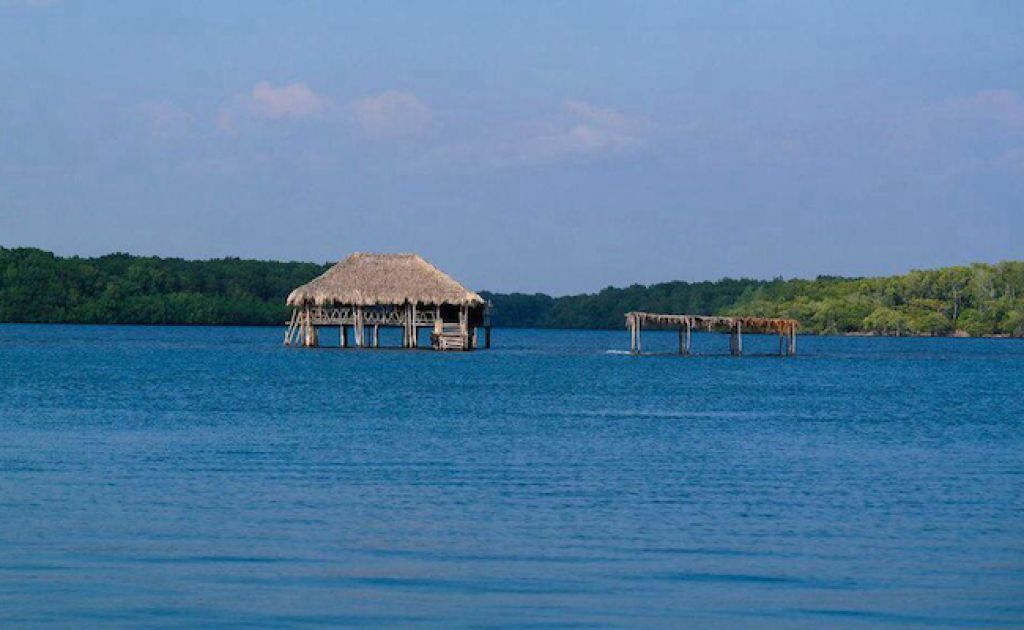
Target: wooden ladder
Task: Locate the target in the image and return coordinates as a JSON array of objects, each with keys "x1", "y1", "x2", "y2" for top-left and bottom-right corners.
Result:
[{"x1": 435, "y1": 323, "x2": 467, "y2": 351}]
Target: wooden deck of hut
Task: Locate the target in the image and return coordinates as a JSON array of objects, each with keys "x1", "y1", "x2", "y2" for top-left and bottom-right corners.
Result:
[
  {"x1": 626, "y1": 312, "x2": 798, "y2": 356},
  {"x1": 284, "y1": 253, "x2": 490, "y2": 351}
]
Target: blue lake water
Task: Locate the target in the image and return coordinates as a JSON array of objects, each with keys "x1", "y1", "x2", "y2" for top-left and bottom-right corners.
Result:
[{"x1": 1, "y1": 324, "x2": 1022, "y2": 627}]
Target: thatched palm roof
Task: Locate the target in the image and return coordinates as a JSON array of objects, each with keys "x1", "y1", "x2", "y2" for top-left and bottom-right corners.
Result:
[{"x1": 287, "y1": 253, "x2": 485, "y2": 307}]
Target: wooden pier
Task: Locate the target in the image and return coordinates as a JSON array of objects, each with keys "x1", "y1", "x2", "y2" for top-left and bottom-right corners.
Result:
[{"x1": 626, "y1": 312, "x2": 798, "y2": 356}]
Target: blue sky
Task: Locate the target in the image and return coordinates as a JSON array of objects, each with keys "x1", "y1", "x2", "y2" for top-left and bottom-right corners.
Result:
[{"x1": 1, "y1": 1, "x2": 1022, "y2": 293}]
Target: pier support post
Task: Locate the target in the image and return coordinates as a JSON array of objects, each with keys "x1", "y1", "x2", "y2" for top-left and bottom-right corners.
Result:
[
  {"x1": 729, "y1": 322, "x2": 743, "y2": 356},
  {"x1": 303, "y1": 308, "x2": 319, "y2": 348},
  {"x1": 355, "y1": 306, "x2": 364, "y2": 348},
  {"x1": 341, "y1": 324, "x2": 349, "y2": 348},
  {"x1": 630, "y1": 316, "x2": 642, "y2": 354},
  {"x1": 458, "y1": 305, "x2": 467, "y2": 350},
  {"x1": 411, "y1": 304, "x2": 419, "y2": 348},
  {"x1": 372, "y1": 324, "x2": 379, "y2": 348}
]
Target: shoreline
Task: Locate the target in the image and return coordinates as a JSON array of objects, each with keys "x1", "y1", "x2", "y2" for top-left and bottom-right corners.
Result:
[{"x1": 0, "y1": 321, "x2": 1020, "y2": 340}]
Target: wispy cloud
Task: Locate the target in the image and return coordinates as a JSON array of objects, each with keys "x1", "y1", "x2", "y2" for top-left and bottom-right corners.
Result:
[
  {"x1": 248, "y1": 82, "x2": 326, "y2": 119},
  {"x1": 424, "y1": 100, "x2": 647, "y2": 169},
  {"x1": 515, "y1": 100, "x2": 646, "y2": 163},
  {"x1": 217, "y1": 81, "x2": 329, "y2": 133},
  {"x1": 351, "y1": 91, "x2": 433, "y2": 139}
]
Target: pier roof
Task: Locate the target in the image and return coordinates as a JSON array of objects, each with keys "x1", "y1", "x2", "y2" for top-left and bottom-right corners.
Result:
[{"x1": 287, "y1": 253, "x2": 484, "y2": 307}]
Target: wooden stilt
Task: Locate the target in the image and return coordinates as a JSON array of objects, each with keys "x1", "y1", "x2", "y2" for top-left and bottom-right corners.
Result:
[
  {"x1": 302, "y1": 307, "x2": 310, "y2": 347},
  {"x1": 404, "y1": 305, "x2": 409, "y2": 348},
  {"x1": 411, "y1": 304, "x2": 418, "y2": 348},
  {"x1": 737, "y1": 321, "x2": 743, "y2": 355},
  {"x1": 373, "y1": 324, "x2": 379, "y2": 348},
  {"x1": 341, "y1": 324, "x2": 349, "y2": 348},
  {"x1": 355, "y1": 306, "x2": 364, "y2": 348},
  {"x1": 685, "y1": 320, "x2": 692, "y2": 355},
  {"x1": 303, "y1": 307, "x2": 319, "y2": 347},
  {"x1": 459, "y1": 305, "x2": 468, "y2": 350}
]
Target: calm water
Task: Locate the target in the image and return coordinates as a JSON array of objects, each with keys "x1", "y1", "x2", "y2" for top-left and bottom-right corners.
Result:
[{"x1": 1, "y1": 325, "x2": 1022, "y2": 627}]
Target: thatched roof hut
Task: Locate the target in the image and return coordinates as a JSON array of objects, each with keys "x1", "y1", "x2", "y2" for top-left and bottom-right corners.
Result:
[
  {"x1": 287, "y1": 252, "x2": 484, "y2": 307},
  {"x1": 284, "y1": 253, "x2": 489, "y2": 351}
]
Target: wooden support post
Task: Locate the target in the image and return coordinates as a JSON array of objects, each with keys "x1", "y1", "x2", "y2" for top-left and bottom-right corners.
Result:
[
  {"x1": 737, "y1": 321, "x2": 743, "y2": 356},
  {"x1": 459, "y1": 304, "x2": 468, "y2": 350},
  {"x1": 472, "y1": 327, "x2": 478, "y2": 349},
  {"x1": 303, "y1": 307, "x2": 310, "y2": 347},
  {"x1": 304, "y1": 308, "x2": 319, "y2": 348},
  {"x1": 341, "y1": 324, "x2": 349, "y2": 348},
  {"x1": 636, "y1": 317, "x2": 642, "y2": 354},
  {"x1": 372, "y1": 324, "x2": 379, "y2": 348},
  {"x1": 789, "y1": 323, "x2": 797, "y2": 356},
  {"x1": 355, "y1": 306, "x2": 364, "y2": 348},
  {"x1": 402, "y1": 305, "x2": 409, "y2": 347},
  {"x1": 685, "y1": 320, "x2": 692, "y2": 355},
  {"x1": 411, "y1": 303, "x2": 418, "y2": 348},
  {"x1": 629, "y1": 315, "x2": 637, "y2": 354}
]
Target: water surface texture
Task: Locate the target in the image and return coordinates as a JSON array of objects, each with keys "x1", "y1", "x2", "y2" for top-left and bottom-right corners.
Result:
[{"x1": 1, "y1": 325, "x2": 1022, "y2": 627}]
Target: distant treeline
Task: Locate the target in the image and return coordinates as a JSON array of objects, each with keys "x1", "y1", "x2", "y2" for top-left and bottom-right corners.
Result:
[
  {"x1": 0, "y1": 247, "x2": 329, "y2": 325},
  {"x1": 482, "y1": 263, "x2": 1024, "y2": 336},
  {"x1": 2, "y1": 247, "x2": 1023, "y2": 336}
]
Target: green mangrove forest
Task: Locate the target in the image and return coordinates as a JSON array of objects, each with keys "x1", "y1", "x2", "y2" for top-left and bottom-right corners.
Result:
[{"x1": 2, "y1": 247, "x2": 1022, "y2": 336}]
